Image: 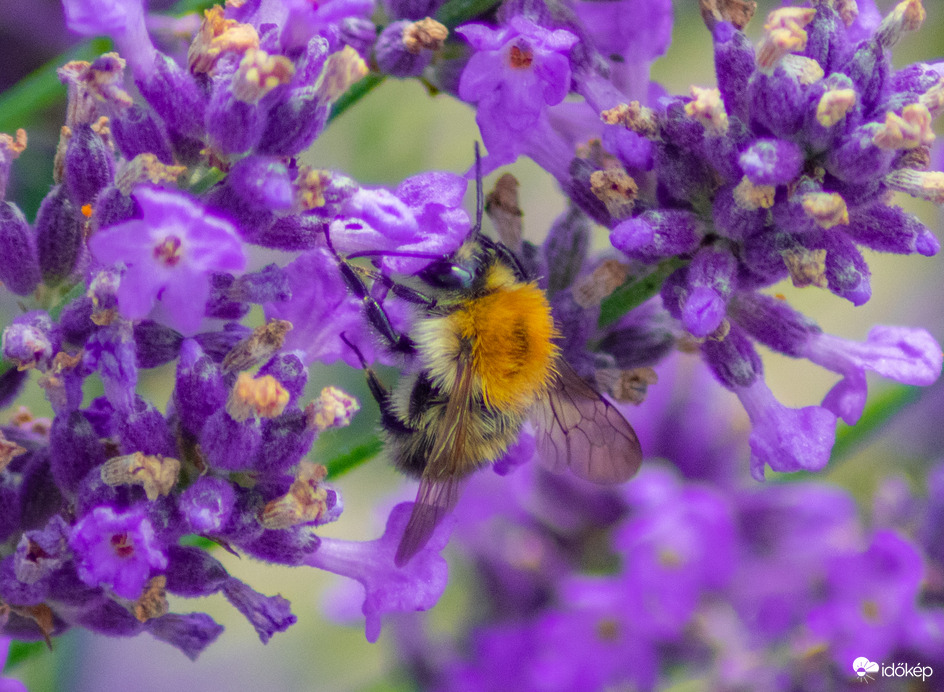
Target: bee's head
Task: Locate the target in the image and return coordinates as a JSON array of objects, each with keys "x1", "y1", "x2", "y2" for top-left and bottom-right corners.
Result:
[{"x1": 418, "y1": 241, "x2": 488, "y2": 290}]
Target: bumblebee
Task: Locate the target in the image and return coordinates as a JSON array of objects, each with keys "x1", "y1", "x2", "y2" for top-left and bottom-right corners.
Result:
[{"x1": 331, "y1": 158, "x2": 642, "y2": 566}]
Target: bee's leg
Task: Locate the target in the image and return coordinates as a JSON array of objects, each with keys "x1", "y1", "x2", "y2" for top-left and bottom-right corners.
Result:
[
  {"x1": 353, "y1": 266, "x2": 439, "y2": 310},
  {"x1": 339, "y1": 333, "x2": 415, "y2": 436},
  {"x1": 325, "y1": 235, "x2": 417, "y2": 356}
]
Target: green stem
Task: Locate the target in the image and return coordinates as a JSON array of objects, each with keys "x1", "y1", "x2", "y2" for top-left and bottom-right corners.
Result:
[
  {"x1": 325, "y1": 435, "x2": 384, "y2": 478},
  {"x1": 598, "y1": 257, "x2": 687, "y2": 328}
]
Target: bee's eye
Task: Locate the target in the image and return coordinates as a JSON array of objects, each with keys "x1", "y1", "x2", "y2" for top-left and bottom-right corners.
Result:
[{"x1": 420, "y1": 260, "x2": 474, "y2": 289}]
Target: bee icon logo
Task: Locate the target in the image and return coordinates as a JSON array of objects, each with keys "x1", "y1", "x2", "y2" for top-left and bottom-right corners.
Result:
[{"x1": 853, "y1": 657, "x2": 879, "y2": 683}]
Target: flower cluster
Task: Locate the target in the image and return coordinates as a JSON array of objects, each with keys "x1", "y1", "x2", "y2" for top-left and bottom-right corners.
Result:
[
  {"x1": 0, "y1": 0, "x2": 941, "y2": 680},
  {"x1": 394, "y1": 355, "x2": 944, "y2": 691}
]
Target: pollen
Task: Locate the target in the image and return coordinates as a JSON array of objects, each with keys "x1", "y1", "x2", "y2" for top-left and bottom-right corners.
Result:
[
  {"x1": 508, "y1": 43, "x2": 534, "y2": 69},
  {"x1": 153, "y1": 235, "x2": 184, "y2": 267},
  {"x1": 801, "y1": 192, "x2": 849, "y2": 229},
  {"x1": 188, "y1": 5, "x2": 259, "y2": 75},
  {"x1": 685, "y1": 86, "x2": 729, "y2": 135},
  {"x1": 873, "y1": 104, "x2": 935, "y2": 150},
  {"x1": 757, "y1": 7, "x2": 816, "y2": 70},
  {"x1": 233, "y1": 49, "x2": 295, "y2": 104},
  {"x1": 100, "y1": 452, "x2": 181, "y2": 501},
  {"x1": 319, "y1": 46, "x2": 368, "y2": 102},
  {"x1": 453, "y1": 277, "x2": 559, "y2": 412},
  {"x1": 403, "y1": 18, "x2": 449, "y2": 55},
  {"x1": 816, "y1": 88, "x2": 856, "y2": 127},
  {"x1": 259, "y1": 462, "x2": 331, "y2": 529},
  {"x1": 80, "y1": 203, "x2": 93, "y2": 218},
  {"x1": 227, "y1": 372, "x2": 290, "y2": 421}
]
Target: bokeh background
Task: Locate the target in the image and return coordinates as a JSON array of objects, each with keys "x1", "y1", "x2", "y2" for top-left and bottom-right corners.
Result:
[{"x1": 1, "y1": 0, "x2": 943, "y2": 689}]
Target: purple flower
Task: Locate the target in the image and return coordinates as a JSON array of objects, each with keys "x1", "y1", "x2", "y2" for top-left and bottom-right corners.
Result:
[
  {"x1": 808, "y1": 530, "x2": 924, "y2": 666},
  {"x1": 220, "y1": 578, "x2": 296, "y2": 644},
  {"x1": 457, "y1": 18, "x2": 577, "y2": 156},
  {"x1": 178, "y1": 477, "x2": 236, "y2": 534},
  {"x1": 61, "y1": 0, "x2": 156, "y2": 74},
  {"x1": 804, "y1": 326, "x2": 943, "y2": 425},
  {"x1": 737, "y1": 376, "x2": 837, "y2": 481},
  {"x1": 69, "y1": 506, "x2": 168, "y2": 600},
  {"x1": 305, "y1": 502, "x2": 452, "y2": 642},
  {"x1": 88, "y1": 187, "x2": 247, "y2": 335},
  {"x1": 264, "y1": 247, "x2": 388, "y2": 367},
  {"x1": 331, "y1": 171, "x2": 471, "y2": 274}
]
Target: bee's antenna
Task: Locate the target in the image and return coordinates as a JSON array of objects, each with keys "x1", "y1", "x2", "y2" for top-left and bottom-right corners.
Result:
[{"x1": 473, "y1": 141, "x2": 483, "y2": 237}]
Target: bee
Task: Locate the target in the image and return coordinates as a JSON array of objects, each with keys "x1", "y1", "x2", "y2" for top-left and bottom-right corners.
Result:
[{"x1": 331, "y1": 151, "x2": 642, "y2": 566}]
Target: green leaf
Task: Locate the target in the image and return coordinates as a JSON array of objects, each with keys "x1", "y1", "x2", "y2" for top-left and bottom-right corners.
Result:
[
  {"x1": 436, "y1": 0, "x2": 502, "y2": 29},
  {"x1": 0, "y1": 39, "x2": 112, "y2": 133},
  {"x1": 325, "y1": 435, "x2": 384, "y2": 478},
  {"x1": 830, "y1": 382, "x2": 925, "y2": 462},
  {"x1": 598, "y1": 257, "x2": 687, "y2": 328},
  {"x1": 5, "y1": 640, "x2": 47, "y2": 670},
  {"x1": 168, "y1": 0, "x2": 217, "y2": 13}
]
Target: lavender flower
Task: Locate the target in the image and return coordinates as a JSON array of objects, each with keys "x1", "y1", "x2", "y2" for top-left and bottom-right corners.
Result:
[{"x1": 88, "y1": 187, "x2": 247, "y2": 335}]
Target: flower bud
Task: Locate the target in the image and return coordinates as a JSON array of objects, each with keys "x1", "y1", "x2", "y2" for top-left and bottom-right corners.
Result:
[
  {"x1": 0, "y1": 201, "x2": 41, "y2": 295},
  {"x1": 63, "y1": 124, "x2": 115, "y2": 207},
  {"x1": 111, "y1": 104, "x2": 174, "y2": 164},
  {"x1": 35, "y1": 185, "x2": 83, "y2": 286}
]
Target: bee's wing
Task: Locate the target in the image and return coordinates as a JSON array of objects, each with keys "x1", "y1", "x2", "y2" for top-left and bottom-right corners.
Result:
[
  {"x1": 395, "y1": 358, "x2": 476, "y2": 567},
  {"x1": 394, "y1": 475, "x2": 463, "y2": 567},
  {"x1": 530, "y1": 360, "x2": 642, "y2": 484}
]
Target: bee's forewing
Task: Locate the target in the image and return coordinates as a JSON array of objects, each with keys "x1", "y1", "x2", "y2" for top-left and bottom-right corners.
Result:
[
  {"x1": 394, "y1": 475, "x2": 463, "y2": 567},
  {"x1": 530, "y1": 361, "x2": 642, "y2": 484}
]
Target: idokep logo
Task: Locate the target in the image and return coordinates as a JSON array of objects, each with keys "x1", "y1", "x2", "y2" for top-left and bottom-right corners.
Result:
[{"x1": 853, "y1": 657, "x2": 933, "y2": 683}]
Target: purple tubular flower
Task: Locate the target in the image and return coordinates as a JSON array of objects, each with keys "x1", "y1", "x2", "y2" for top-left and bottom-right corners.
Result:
[
  {"x1": 0, "y1": 202, "x2": 41, "y2": 295},
  {"x1": 678, "y1": 247, "x2": 737, "y2": 338},
  {"x1": 616, "y1": 469, "x2": 736, "y2": 637},
  {"x1": 802, "y1": 326, "x2": 943, "y2": 425},
  {"x1": 457, "y1": 18, "x2": 578, "y2": 155},
  {"x1": 110, "y1": 104, "x2": 174, "y2": 164},
  {"x1": 610, "y1": 209, "x2": 702, "y2": 262},
  {"x1": 808, "y1": 530, "x2": 923, "y2": 666},
  {"x1": 144, "y1": 612, "x2": 225, "y2": 661},
  {"x1": 220, "y1": 578, "x2": 296, "y2": 643},
  {"x1": 173, "y1": 339, "x2": 227, "y2": 438},
  {"x1": 702, "y1": 325, "x2": 836, "y2": 479},
  {"x1": 305, "y1": 502, "x2": 453, "y2": 642},
  {"x1": 265, "y1": 248, "x2": 383, "y2": 367},
  {"x1": 84, "y1": 324, "x2": 138, "y2": 413},
  {"x1": 200, "y1": 410, "x2": 262, "y2": 471},
  {"x1": 13, "y1": 515, "x2": 71, "y2": 584},
  {"x1": 178, "y1": 478, "x2": 236, "y2": 535},
  {"x1": 738, "y1": 138, "x2": 804, "y2": 186},
  {"x1": 2, "y1": 311, "x2": 59, "y2": 372},
  {"x1": 88, "y1": 187, "x2": 247, "y2": 335},
  {"x1": 69, "y1": 506, "x2": 168, "y2": 600},
  {"x1": 49, "y1": 410, "x2": 106, "y2": 497},
  {"x1": 163, "y1": 546, "x2": 230, "y2": 597},
  {"x1": 712, "y1": 22, "x2": 754, "y2": 120}
]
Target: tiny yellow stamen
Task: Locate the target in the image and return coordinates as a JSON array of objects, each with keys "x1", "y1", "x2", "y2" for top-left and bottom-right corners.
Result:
[
  {"x1": 873, "y1": 104, "x2": 935, "y2": 150},
  {"x1": 319, "y1": 46, "x2": 368, "y2": 102},
  {"x1": 306, "y1": 386, "x2": 360, "y2": 432},
  {"x1": 734, "y1": 176, "x2": 775, "y2": 210},
  {"x1": 685, "y1": 86, "x2": 729, "y2": 135},
  {"x1": 782, "y1": 247, "x2": 828, "y2": 289},
  {"x1": 816, "y1": 88, "x2": 856, "y2": 127},
  {"x1": 0, "y1": 431, "x2": 27, "y2": 473},
  {"x1": 232, "y1": 49, "x2": 295, "y2": 104},
  {"x1": 757, "y1": 7, "x2": 816, "y2": 70},
  {"x1": 188, "y1": 6, "x2": 259, "y2": 75},
  {"x1": 259, "y1": 462, "x2": 332, "y2": 529},
  {"x1": 228, "y1": 372, "x2": 290, "y2": 421},
  {"x1": 589, "y1": 168, "x2": 638, "y2": 221},
  {"x1": 403, "y1": 18, "x2": 448, "y2": 54},
  {"x1": 601, "y1": 102, "x2": 661, "y2": 141},
  {"x1": 100, "y1": 452, "x2": 182, "y2": 501},
  {"x1": 801, "y1": 192, "x2": 849, "y2": 229}
]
